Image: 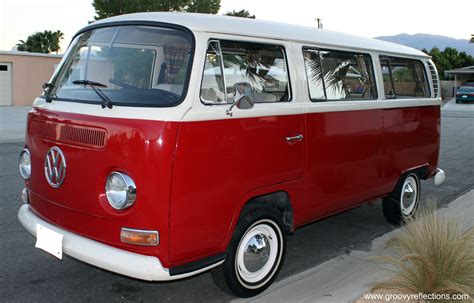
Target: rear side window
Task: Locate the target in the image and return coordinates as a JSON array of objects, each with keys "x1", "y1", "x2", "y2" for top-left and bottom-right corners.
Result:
[
  {"x1": 201, "y1": 40, "x2": 291, "y2": 104},
  {"x1": 303, "y1": 48, "x2": 377, "y2": 101},
  {"x1": 380, "y1": 56, "x2": 430, "y2": 98}
]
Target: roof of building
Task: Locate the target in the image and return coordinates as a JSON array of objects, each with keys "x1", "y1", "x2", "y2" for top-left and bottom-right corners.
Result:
[
  {"x1": 0, "y1": 50, "x2": 62, "y2": 58},
  {"x1": 445, "y1": 66, "x2": 474, "y2": 74},
  {"x1": 87, "y1": 12, "x2": 428, "y2": 58}
]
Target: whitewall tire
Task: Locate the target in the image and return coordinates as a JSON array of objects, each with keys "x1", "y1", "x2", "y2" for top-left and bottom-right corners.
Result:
[
  {"x1": 383, "y1": 173, "x2": 420, "y2": 225},
  {"x1": 212, "y1": 207, "x2": 286, "y2": 297}
]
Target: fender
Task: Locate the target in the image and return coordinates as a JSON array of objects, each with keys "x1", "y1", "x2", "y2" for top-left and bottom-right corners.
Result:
[
  {"x1": 386, "y1": 163, "x2": 430, "y2": 199},
  {"x1": 218, "y1": 178, "x2": 304, "y2": 253}
]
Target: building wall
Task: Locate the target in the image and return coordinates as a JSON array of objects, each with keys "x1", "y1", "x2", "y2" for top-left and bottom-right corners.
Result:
[
  {"x1": 0, "y1": 52, "x2": 62, "y2": 106},
  {"x1": 441, "y1": 80, "x2": 455, "y2": 98},
  {"x1": 442, "y1": 77, "x2": 474, "y2": 98}
]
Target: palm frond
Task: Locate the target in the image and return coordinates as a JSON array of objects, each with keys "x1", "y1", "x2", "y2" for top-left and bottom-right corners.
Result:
[{"x1": 304, "y1": 55, "x2": 323, "y2": 84}]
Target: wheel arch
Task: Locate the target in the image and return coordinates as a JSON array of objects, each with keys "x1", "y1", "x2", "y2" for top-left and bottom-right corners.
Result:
[
  {"x1": 240, "y1": 191, "x2": 294, "y2": 234},
  {"x1": 220, "y1": 189, "x2": 295, "y2": 253},
  {"x1": 389, "y1": 164, "x2": 427, "y2": 198}
]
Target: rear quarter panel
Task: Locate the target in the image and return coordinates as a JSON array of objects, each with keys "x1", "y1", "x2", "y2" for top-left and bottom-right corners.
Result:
[{"x1": 383, "y1": 104, "x2": 440, "y2": 188}]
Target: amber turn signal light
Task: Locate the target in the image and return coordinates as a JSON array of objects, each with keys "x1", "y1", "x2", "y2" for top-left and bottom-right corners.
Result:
[{"x1": 120, "y1": 228, "x2": 159, "y2": 246}]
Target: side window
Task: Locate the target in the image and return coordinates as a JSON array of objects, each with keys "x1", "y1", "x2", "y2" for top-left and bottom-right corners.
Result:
[
  {"x1": 381, "y1": 58, "x2": 395, "y2": 98},
  {"x1": 303, "y1": 50, "x2": 326, "y2": 99},
  {"x1": 201, "y1": 40, "x2": 291, "y2": 104},
  {"x1": 303, "y1": 48, "x2": 377, "y2": 101},
  {"x1": 201, "y1": 41, "x2": 226, "y2": 103},
  {"x1": 380, "y1": 56, "x2": 430, "y2": 98}
]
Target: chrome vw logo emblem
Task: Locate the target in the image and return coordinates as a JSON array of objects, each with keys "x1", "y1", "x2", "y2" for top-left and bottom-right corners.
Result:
[{"x1": 44, "y1": 146, "x2": 67, "y2": 188}]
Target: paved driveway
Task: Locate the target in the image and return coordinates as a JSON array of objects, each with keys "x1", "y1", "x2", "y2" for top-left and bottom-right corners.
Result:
[{"x1": 443, "y1": 97, "x2": 474, "y2": 113}]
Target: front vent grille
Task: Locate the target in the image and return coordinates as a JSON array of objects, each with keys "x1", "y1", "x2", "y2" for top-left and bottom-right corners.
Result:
[
  {"x1": 29, "y1": 118, "x2": 106, "y2": 149},
  {"x1": 427, "y1": 61, "x2": 440, "y2": 98},
  {"x1": 29, "y1": 119, "x2": 56, "y2": 141},
  {"x1": 59, "y1": 124, "x2": 106, "y2": 148}
]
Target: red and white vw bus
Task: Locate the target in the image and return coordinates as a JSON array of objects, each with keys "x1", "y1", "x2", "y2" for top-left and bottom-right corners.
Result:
[{"x1": 18, "y1": 13, "x2": 446, "y2": 297}]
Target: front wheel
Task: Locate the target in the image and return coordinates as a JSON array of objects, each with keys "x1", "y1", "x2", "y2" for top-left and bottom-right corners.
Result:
[
  {"x1": 212, "y1": 207, "x2": 286, "y2": 298},
  {"x1": 382, "y1": 173, "x2": 420, "y2": 225}
]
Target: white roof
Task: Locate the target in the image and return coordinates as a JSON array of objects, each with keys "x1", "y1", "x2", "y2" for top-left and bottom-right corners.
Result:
[{"x1": 89, "y1": 12, "x2": 428, "y2": 58}]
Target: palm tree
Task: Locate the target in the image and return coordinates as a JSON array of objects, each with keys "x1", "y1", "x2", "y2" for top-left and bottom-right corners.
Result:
[
  {"x1": 45, "y1": 30, "x2": 64, "y2": 53},
  {"x1": 16, "y1": 40, "x2": 28, "y2": 51},
  {"x1": 16, "y1": 30, "x2": 64, "y2": 53}
]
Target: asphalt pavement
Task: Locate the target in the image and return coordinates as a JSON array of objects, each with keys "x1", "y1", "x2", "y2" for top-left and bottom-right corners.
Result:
[
  {"x1": 0, "y1": 102, "x2": 473, "y2": 302},
  {"x1": 0, "y1": 106, "x2": 30, "y2": 143}
]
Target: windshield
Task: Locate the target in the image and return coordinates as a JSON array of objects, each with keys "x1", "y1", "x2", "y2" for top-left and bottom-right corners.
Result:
[
  {"x1": 51, "y1": 25, "x2": 193, "y2": 107},
  {"x1": 458, "y1": 86, "x2": 474, "y2": 93}
]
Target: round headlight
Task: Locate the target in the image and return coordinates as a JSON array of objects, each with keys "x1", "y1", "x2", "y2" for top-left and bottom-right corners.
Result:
[
  {"x1": 105, "y1": 172, "x2": 136, "y2": 210},
  {"x1": 19, "y1": 148, "x2": 31, "y2": 180}
]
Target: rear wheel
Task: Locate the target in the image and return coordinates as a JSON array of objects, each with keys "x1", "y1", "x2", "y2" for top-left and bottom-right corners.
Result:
[
  {"x1": 382, "y1": 173, "x2": 420, "y2": 225},
  {"x1": 212, "y1": 207, "x2": 286, "y2": 298}
]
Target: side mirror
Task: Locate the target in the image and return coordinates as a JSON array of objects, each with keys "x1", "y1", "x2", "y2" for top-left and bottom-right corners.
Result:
[
  {"x1": 226, "y1": 82, "x2": 254, "y2": 116},
  {"x1": 42, "y1": 82, "x2": 54, "y2": 103}
]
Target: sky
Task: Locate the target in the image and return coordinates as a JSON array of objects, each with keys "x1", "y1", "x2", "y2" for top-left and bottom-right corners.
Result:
[{"x1": 0, "y1": 0, "x2": 472, "y2": 53}]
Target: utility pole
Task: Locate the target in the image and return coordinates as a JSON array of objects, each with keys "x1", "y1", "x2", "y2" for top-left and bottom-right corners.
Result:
[{"x1": 316, "y1": 18, "x2": 323, "y2": 29}]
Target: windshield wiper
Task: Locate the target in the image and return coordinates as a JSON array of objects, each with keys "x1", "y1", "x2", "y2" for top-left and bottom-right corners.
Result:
[
  {"x1": 72, "y1": 80, "x2": 113, "y2": 109},
  {"x1": 42, "y1": 82, "x2": 55, "y2": 103}
]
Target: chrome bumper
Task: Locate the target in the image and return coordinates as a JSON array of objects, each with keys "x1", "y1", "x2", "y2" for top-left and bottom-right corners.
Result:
[
  {"x1": 17, "y1": 204, "x2": 221, "y2": 281},
  {"x1": 434, "y1": 168, "x2": 446, "y2": 186}
]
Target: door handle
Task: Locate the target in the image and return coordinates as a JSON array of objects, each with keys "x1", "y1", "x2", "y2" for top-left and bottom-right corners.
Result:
[{"x1": 286, "y1": 134, "x2": 304, "y2": 143}]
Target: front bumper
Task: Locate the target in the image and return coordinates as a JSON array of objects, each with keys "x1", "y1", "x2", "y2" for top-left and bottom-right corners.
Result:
[
  {"x1": 18, "y1": 204, "x2": 215, "y2": 281},
  {"x1": 456, "y1": 96, "x2": 474, "y2": 102}
]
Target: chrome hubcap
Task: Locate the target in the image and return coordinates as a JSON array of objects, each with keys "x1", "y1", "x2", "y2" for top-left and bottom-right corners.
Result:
[
  {"x1": 400, "y1": 176, "x2": 418, "y2": 216},
  {"x1": 235, "y1": 220, "x2": 282, "y2": 288},
  {"x1": 243, "y1": 233, "x2": 271, "y2": 272}
]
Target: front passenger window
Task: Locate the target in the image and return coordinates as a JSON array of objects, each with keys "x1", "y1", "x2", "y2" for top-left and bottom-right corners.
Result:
[{"x1": 201, "y1": 40, "x2": 291, "y2": 104}]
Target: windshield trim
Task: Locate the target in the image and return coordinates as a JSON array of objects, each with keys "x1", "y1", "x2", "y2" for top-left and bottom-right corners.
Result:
[{"x1": 45, "y1": 21, "x2": 195, "y2": 108}]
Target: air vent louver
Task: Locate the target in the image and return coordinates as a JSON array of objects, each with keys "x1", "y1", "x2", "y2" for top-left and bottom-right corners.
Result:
[
  {"x1": 29, "y1": 117, "x2": 106, "y2": 149},
  {"x1": 427, "y1": 61, "x2": 440, "y2": 98},
  {"x1": 59, "y1": 124, "x2": 106, "y2": 148}
]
